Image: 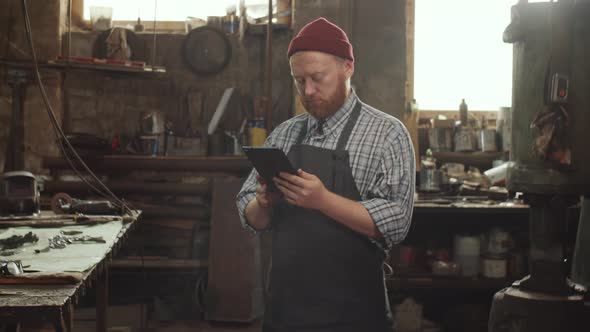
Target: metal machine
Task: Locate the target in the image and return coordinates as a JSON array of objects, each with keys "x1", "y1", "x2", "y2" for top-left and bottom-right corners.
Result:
[
  {"x1": 0, "y1": 171, "x2": 40, "y2": 216},
  {"x1": 489, "y1": 1, "x2": 590, "y2": 331},
  {"x1": 0, "y1": 67, "x2": 39, "y2": 217}
]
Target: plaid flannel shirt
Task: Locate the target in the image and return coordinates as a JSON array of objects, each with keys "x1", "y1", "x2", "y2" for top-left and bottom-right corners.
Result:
[{"x1": 236, "y1": 91, "x2": 415, "y2": 251}]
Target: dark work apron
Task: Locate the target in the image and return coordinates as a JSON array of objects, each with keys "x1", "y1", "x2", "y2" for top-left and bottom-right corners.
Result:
[{"x1": 263, "y1": 101, "x2": 393, "y2": 332}]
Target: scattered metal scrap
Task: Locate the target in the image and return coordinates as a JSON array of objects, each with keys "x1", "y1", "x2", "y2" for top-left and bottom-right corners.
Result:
[
  {"x1": 34, "y1": 247, "x2": 50, "y2": 254},
  {"x1": 49, "y1": 234, "x2": 70, "y2": 249},
  {"x1": 0, "y1": 260, "x2": 24, "y2": 276},
  {"x1": 61, "y1": 230, "x2": 82, "y2": 236},
  {"x1": 0, "y1": 231, "x2": 38, "y2": 250},
  {"x1": 0, "y1": 249, "x2": 21, "y2": 256},
  {"x1": 70, "y1": 235, "x2": 106, "y2": 244},
  {"x1": 35, "y1": 232, "x2": 106, "y2": 254}
]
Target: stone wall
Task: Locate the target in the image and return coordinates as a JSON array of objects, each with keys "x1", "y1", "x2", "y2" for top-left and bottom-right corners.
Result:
[
  {"x1": 62, "y1": 30, "x2": 293, "y2": 147},
  {"x1": 353, "y1": 1, "x2": 407, "y2": 120},
  {"x1": 0, "y1": 0, "x2": 410, "y2": 173},
  {"x1": 0, "y1": 0, "x2": 65, "y2": 173},
  {"x1": 293, "y1": 0, "x2": 408, "y2": 120}
]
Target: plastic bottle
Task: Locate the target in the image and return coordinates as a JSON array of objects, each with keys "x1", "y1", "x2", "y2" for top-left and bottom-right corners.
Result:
[
  {"x1": 248, "y1": 118, "x2": 267, "y2": 147},
  {"x1": 406, "y1": 98, "x2": 419, "y2": 114},
  {"x1": 460, "y1": 99, "x2": 468, "y2": 126}
]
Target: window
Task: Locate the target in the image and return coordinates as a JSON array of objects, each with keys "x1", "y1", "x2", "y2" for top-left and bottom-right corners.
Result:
[
  {"x1": 83, "y1": 0, "x2": 280, "y2": 22},
  {"x1": 414, "y1": 0, "x2": 515, "y2": 111},
  {"x1": 83, "y1": 0, "x2": 240, "y2": 21}
]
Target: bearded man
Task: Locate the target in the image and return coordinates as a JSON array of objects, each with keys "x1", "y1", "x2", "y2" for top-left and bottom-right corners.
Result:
[{"x1": 237, "y1": 17, "x2": 415, "y2": 332}]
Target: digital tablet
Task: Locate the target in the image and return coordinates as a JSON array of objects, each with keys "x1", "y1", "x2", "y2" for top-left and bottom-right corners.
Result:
[{"x1": 242, "y1": 146, "x2": 297, "y2": 187}]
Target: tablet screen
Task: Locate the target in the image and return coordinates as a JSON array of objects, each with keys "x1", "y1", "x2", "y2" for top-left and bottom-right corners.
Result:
[{"x1": 242, "y1": 147, "x2": 297, "y2": 185}]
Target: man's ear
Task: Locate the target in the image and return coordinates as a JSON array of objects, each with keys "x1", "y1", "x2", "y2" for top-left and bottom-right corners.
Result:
[{"x1": 343, "y1": 60, "x2": 354, "y2": 79}]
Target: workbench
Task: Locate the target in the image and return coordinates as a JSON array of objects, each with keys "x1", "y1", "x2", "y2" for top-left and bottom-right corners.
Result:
[{"x1": 0, "y1": 211, "x2": 141, "y2": 332}]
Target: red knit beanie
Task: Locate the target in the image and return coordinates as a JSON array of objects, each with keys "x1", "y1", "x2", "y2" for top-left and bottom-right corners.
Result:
[{"x1": 287, "y1": 17, "x2": 354, "y2": 62}]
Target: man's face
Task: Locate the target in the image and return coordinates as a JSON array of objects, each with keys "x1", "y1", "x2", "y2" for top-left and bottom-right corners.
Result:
[{"x1": 290, "y1": 51, "x2": 353, "y2": 119}]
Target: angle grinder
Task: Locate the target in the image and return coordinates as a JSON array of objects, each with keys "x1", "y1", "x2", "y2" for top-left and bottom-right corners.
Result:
[{"x1": 50, "y1": 192, "x2": 120, "y2": 215}]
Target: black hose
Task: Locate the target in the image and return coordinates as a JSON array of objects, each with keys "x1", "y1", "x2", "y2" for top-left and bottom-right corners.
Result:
[{"x1": 20, "y1": 0, "x2": 132, "y2": 215}]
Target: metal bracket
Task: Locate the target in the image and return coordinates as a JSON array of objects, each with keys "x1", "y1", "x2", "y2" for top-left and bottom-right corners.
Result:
[{"x1": 6, "y1": 68, "x2": 29, "y2": 87}]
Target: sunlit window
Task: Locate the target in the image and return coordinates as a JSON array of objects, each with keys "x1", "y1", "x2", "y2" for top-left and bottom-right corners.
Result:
[
  {"x1": 414, "y1": 0, "x2": 516, "y2": 111},
  {"x1": 83, "y1": 0, "x2": 273, "y2": 22}
]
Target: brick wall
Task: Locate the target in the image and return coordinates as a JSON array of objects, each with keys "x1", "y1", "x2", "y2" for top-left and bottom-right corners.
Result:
[{"x1": 0, "y1": 0, "x2": 65, "y2": 173}]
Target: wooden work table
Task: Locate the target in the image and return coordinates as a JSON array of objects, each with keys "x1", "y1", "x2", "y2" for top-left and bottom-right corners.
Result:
[
  {"x1": 0, "y1": 211, "x2": 141, "y2": 332},
  {"x1": 413, "y1": 200, "x2": 529, "y2": 216},
  {"x1": 42, "y1": 155, "x2": 252, "y2": 174}
]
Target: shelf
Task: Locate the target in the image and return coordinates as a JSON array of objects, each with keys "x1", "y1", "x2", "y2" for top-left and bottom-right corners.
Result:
[
  {"x1": 248, "y1": 23, "x2": 292, "y2": 34},
  {"x1": 0, "y1": 59, "x2": 166, "y2": 76},
  {"x1": 414, "y1": 202, "x2": 529, "y2": 216},
  {"x1": 43, "y1": 155, "x2": 251, "y2": 173},
  {"x1": 43, "y1": 180, "x2": 210, "y2": 196},
  {"x1": 49, "y1": 60, "x2": 166, "y2": 74},
  {"x1": 387, "y1": 276, "x2": 515, "y2": 290},
  {"x1": 432, "y1": 151, "x2": 508, "y2": 170}
]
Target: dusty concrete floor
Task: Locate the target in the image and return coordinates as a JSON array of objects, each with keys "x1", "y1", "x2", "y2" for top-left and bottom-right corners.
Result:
[
  {"x1": 18, "y1": 320, "x2": 262, "y2": 332},
  {"x1": 149, "y1": 320, "x2": 262, "y2": 332}
]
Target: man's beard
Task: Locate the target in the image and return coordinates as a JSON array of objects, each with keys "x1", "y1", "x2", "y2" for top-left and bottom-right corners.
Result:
[{"x1": 304, "y1": 80, "x2": 349, "y2": 120}]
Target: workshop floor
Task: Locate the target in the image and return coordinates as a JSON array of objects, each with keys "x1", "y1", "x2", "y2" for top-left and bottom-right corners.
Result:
[
  {"x1": 149, "y1": 320, "x2": 262, "y2": 331},
  {"x1": 18, "y1": 320, "x2": 262, "y2": 332}
]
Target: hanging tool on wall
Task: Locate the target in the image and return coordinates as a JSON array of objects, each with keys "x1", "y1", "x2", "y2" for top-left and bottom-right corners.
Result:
[{"x1": 182, "y1": 26, "x2": 232, "y2": 76}]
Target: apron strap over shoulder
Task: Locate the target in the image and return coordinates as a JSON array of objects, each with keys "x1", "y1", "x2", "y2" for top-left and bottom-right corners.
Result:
[
  {"x1": 295, "y1": 100, "x2": 362, "y2": 149},
  {"x1": 295, "y1": 119, "x2": 308, "y2": 145},
  {"x1": 336, "y1": 100, "x2": 362, "y2": 151}
]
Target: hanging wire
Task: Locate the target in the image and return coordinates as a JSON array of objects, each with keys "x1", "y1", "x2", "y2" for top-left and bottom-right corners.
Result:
[{"x1": 21, "y1": 0, "x2": 132, "y2": 215}]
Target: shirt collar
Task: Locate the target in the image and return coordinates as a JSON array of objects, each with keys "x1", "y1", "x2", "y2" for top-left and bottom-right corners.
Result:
[{"x1": 308, "y1": 89, "x2": 358, "y2": 138}]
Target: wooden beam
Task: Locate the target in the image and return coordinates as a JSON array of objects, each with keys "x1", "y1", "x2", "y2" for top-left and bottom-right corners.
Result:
[
  {"x1": 405, "y1": 0, "x2": 420, "y2": 169},
  {"x1": 71, "y1": 0, "x2": 85, "y2": 27},
  {"x1": 109, "y1": 258, "x2": 208, "y2": 269},
  {"x1": 95, "y1": 267, "x2": 108, "y2": 332}
]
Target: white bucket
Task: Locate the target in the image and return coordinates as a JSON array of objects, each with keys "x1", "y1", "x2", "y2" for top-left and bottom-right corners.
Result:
[{"x1": 454, "y1": 235, "x2": 481, "y2": 277}]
